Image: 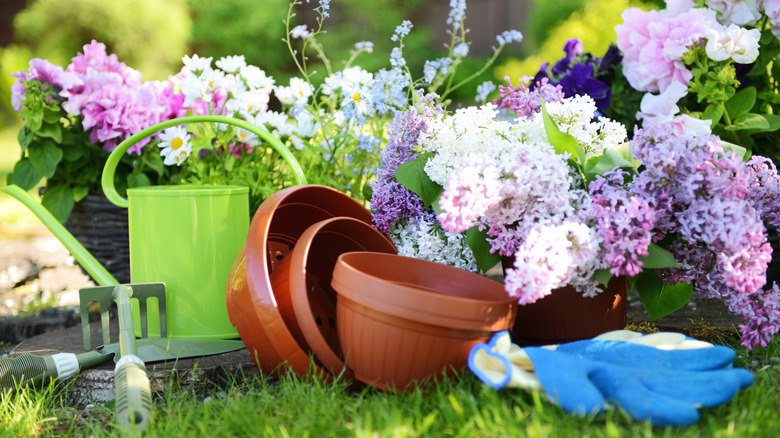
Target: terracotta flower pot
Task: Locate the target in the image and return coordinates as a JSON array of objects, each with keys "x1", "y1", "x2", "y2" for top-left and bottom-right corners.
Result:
[
  {"x1": 225, "y1": 185, "x2": 377, "y2": 376},
  {"x1": 275, "y1": 216, "x2": 397, "y2": 378},
  {"x1": 331, "y1": 252, "x2": 517, "y2": 393},
  {"x1": 503, "y1": 257, "x2": 627, "y2": 346}
]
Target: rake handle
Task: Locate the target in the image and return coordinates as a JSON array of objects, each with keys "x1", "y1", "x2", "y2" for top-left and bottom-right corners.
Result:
[
  {"x1": 0, "y1": 351, "x2": 110, "y2": 392},
  {"x1": 112, "y1": 285, "x2": 153, "y2": 432}
]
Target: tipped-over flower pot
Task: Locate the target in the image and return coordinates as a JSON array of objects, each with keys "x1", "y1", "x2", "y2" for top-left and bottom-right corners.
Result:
[
  {"x1": 225, "y1": 185, "x2": 376, "y2": 377},
  {"x1": 331, "y1": 252, "x2": 517, "y2": 393},
  {"x1": 275, "y1": 217, "x2": 397, "y2": 379}
]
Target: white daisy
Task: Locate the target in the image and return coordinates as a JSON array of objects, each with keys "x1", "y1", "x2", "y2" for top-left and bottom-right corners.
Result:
[
  {"x1": 182, "y1": 54, "x2": 212, "y2": 73},
  {"x1": 158, "y1": 126, "x2": 192, "y2": 166},
  {"x1": 216, "y1": 55, "x2": 247, "y2": 73}
]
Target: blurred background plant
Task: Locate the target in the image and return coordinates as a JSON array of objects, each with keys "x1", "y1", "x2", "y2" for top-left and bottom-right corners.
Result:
[{"x1": 0, "y1": 0, "x2": 532, "y2": 200}]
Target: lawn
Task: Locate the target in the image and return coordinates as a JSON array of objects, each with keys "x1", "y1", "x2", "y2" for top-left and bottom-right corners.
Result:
[{"x1": 1, "y1": 330, "x2": 779, "y2": 437}]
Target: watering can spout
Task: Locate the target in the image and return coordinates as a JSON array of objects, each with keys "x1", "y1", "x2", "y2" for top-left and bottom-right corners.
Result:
[{"x1": 1, "y1": 184, "x2": 118, "y2": 286}]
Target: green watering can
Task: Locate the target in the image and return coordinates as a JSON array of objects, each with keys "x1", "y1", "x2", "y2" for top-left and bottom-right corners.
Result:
[{"x1": 2, "y1": 115, "x2": 307, "y2": 339}]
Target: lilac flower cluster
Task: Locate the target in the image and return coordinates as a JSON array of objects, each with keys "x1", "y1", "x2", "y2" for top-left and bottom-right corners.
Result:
[
  {"x1": 492, "y1": 76, "x2": 565, "y2": 119},
  {"x1": 601, "y1": 123, "x2": 779, "y2": 348},
  {"x1": 589, "y1": 169, "x2": 656, "y2": 277},
  {"x1": 746, "y1": 156, "x2": 780, "y2": 228},
  {"x1": 370, "y1": 93, "x2": 440, "y2": 233}
]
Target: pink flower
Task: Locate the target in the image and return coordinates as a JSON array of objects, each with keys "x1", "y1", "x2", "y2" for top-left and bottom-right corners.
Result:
[
  {"x1": 706, "y1": 0, "x2": 762, "y2": 26},
  {"x1": 615, "y1": 6, "x2": 720, "y2": 93},
  {"x1": 10, "y1": 58, "x2": 82, "y2": 111},
  {"x1": 67, "y1": 40, "x2": 141, "y2": 87},
  {"x1": 764, "y1": 0, "x2": 780, "y2": 40}
]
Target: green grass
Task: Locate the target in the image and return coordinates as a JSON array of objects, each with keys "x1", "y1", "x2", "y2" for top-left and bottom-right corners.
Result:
[{"x1": 2, "y1": 336, "x2": 779, "y2": 437}]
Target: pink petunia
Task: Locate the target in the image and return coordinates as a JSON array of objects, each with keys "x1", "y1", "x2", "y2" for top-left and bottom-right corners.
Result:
[{"x1": 615, "y1": 6, "x2": 720, "y2": 93}]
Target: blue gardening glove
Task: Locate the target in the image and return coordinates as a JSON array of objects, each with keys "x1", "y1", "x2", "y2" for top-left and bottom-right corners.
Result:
[{"x1": 468, "y1": 330, "x2": 754, "y2": 426}]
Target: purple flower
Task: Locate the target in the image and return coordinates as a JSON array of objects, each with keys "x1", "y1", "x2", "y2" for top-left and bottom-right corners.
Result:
[
  {"x1": 370, "y1": 93, "x2": 439, "y2": 233},
  {"x1": 558, "y1": 63, "x2": 612, "y2": 110},
  {"x1": 551, "y1": 38, "x2": 584, "y2": 76},
  {"x1": 626, "y1": 125, "x2": 777, "y2": 348},
  {"x1": 746, "y1": 155, "x2": 780, "y2": 227},
  {"x1": 589, "y1": 169, "x2": 656, "y2": 277}
]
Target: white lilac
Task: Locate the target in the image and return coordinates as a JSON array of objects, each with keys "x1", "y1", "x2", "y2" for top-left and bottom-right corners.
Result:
[{"x1": 389, "y1": 213, "x2": 478, "y2": 273}]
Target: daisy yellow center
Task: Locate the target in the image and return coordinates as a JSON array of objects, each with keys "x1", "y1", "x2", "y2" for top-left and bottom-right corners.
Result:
[
  {"x1": 172, "y1": 138, "x2": 184, "y2": 150},
  {"x1": 353, "y1": 92, "x2": 363, "y2": 102}
]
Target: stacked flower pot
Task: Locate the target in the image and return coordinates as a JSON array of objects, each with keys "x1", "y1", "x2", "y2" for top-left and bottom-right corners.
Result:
[{"x1": 225, "y1": 185, "x2": 517, "y2": 392}]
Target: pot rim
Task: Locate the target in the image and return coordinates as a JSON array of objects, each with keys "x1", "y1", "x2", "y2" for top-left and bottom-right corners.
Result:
[{"x1": 331, "y1": 252, "x2": 516, "y2": 331}]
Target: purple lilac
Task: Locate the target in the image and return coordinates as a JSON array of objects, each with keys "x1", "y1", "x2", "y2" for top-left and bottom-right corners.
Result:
[
  {"x1": 492, "y1": 76, "x2": 564, "y2": 119},
  {"x1": 589, "y1": 169, "x2": 656, "y2": 277},
  {"x1": 629, "y1": 123, "x2": 775, "y2": 348},
  {"x1": 370, "y1": 93, "x2": 439, "y2": 233},
  {"x1": 727, "y1": 282, "x2": 780, "y2": 349},
  {"x1": 746, "y1": 155, "x2": 780, "y2": 227}
]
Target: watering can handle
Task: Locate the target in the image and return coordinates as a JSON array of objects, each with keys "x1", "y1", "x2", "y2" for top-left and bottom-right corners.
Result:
[{"x1": 101, "y1": 115, "x2": 308, "y2": 208}]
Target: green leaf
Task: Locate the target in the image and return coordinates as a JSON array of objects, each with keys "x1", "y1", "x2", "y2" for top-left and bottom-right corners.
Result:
[
  {"x1": 73, "y1": 185, "x2": 89, "y2": 203},
  {"x1": 761, "y1": 114, "x2": 780, "y2": 132},
  {"x1": 40, "y1": 185, "x2": 74, "y2": 223},
  {"x1": 635, "y1": 270, "x2": 693, "y2": 320},
  {"x1": 638, "y1": 243, "x2": 678, "y2": 269},
  {"x1": 593, "y1": 269, "x2": 613, "y2": 288},
  {"x1": 724, "y1": 86, "x2": 756, "y2": 119},
  {"x1": 127, "y1": 171, "x2": 152, "y2": 188},
  {"x1": 465, "y1": 226, "x2": 501, "y2": 273},
  {"x1": 542, "y1": 103, "x2": 586, "y2": 165},
  {"x1": 26, "y1": 110, "x2": 43, "y2": 132},
  {"x1": 144, "y1": 153, "x2": 165, "y2": 177},
  {"x1": 60, "y1": 141, "x2": 85, "y2": 161},
  {"x1": 18, "y1": 126, "x2": 33, "y2": 152},
  {"x1": 42, "y1": 108, "x2": 61, "y2": 124},
  {"x1": 37, "y1": 121, "x2": 63, "y2": 143},
  {"x1": 701, "y1": 103, "x2": 723, "y2": 125},
  {"x1": 10, "y1": 158, "x2": 42, "y2": 190},
  {"x1": 720, "y1": 140, "x2": 747, "y2": 158},
  {"x1": 395, "y1": 154, "x2": 444, "y2": 207},
  {"x1": 28, "y1": 139, "x2": 63, "y2": 178},
  {"x1": 583, "y1": 149, "x2": 638, "y2": 182},
  {"x1": 726, "y1": 113, "x2": 771, "y2": 131}
]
